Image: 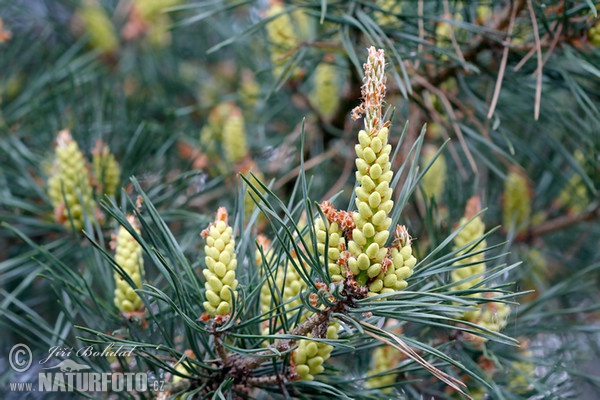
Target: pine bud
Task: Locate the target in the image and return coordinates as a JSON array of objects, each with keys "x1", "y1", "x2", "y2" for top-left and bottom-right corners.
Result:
[
  {"x1": 92, "y1": 140, "x2": 120, "y2": 197},
  {"x1": 420, "y1": 144, "x2": 446, "y2": 202},
  {"x1": 502, "y1": 168, "x2": 532, "y2": 235},
  {"x1": 47, "y1": 130, "x2": 97, "y2": 230},
  {"x1": 113, "y1": 215, "x2": 145, "y2": 313},
  {"x1": 201, "y1": 207, "x2": 238, "y2": 318},
  {"x1": 310, "y1": 60, "x2": 341, "y2": 121},
  {"x1": 292, "y1": 322, "x2": 338, "y2": 381},
  {"x1": 348, "y1": 47, "x2": 416, "y2": 293}
]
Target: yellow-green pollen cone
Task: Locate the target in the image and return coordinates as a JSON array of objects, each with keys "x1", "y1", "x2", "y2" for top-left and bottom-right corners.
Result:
[
  {"x1": 366, "y1": 344, "x2": 402, "y2": 392},
  {"x1": 172, "y1": 349, "x2": 195, "y2": 384},
  {"x1": 590, "y1": 19, "x2": 600, "y2": 46},
  {"x1": 222, "y1": 106, "x2": 248, "y2": 164},
  {"x1": 113, "y1": 215, "x2": 145, "y2": 313},
  {"x1": 451, "y1": 196, "x2": 487, "y2": 321},
  {"x1": 292, "y1": 322, "x2": 339, "y2": 381},
  {"x1": 92, "y1": 140, "x2": 120, "y2": 197},
  {"x1": 383, "y1": 225, "x2": 417, "y2": 295},
  {"x1": 264, "y1": 0, "x2": 311, "y2": 79},
  {"x1": 75, "y1": 0, "x2": 119, "y2": 55},
  {"x1": 502, "y1": 168, "x2": 532, "y2": 235},
  {"x1": 200, "y1": 102, "x2": 235, "y2": 156},
  {"x1": 373, "y1": 0, "x2": 402, "y2": 27},
  {"x1": 420, "y1": 144, "x2": 446, "y2": 202},
  {"x1": 314, "y1": 211, "x2": 347, "y2": 283},
  {"x1": 347, "y1": 128, "x2": 396, "y2": 287},
  {"x1": 508, "y1": 341, "x2": 535, "y2": 393},
  {"x1": 556, "y1": 150, "x2": 589, "y2": 214},
  {"x1": 201, "y1": 207, "x2": 238, "y2": 318},
  {"x1": 259, "y1": 247, "x2": 310, "y2": 339},
  {"x1": 346, "y1": 47, "x2": 417, "y2": 292},
  {"x1": 463, "y1": 292, "x2": 510, "y2": 344},
  {"x1": 47, "y1": 129, "x2": 97, "y2": 230},
  {"x1": 310, "y1": 60, "x2": 341, "y2": 121}
]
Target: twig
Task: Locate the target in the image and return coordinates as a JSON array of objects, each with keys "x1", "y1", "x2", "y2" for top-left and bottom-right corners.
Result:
[
  {"x1": 273, "y1": 145, "x2": 339, "y2": 190},
  {"x1": 529, "y1": 203, "x2": 600, "y2": 238},
  {"x1": 322, "y1": 142, "x2": 355, "y2": 201},
  {"x1": 513, "y1": 21, "x2": 562, "y2": 72},
  {"x1": 413, "y1": 74, "x2": 477, "y2": 175},
  {"x1": 270, "y1": 119, "x2": 307, "y2": 176},
  {"x1": 414, "y1": 0, "x2": 424, "y2": 70},
  {"x1": 231, "y1": 308, "x2": 333, "y2": 372},
  {"x1": 442, "y1": 90, "x2": 489, "y2": 141},
  {"x1": 443, "y1": 0, "x2": 466, "y2": 65},
  {"x1": 246, "y1": 374, "x2": 284, "y2": 386},
  {"x1": 213, "y1": 331, "x2": 230, "y2": 364},
  {"x1": 513, "y1": 46, "x2": 537, "y2": 72},
  {"x1": 418, "y1": 91, "x2": 467, "y2": 179},
  {"x1": 542, "y1": 22, "x2": 562, "y2": 67},
  {"x1": 410, "y1": 0, "x2": 527, "y2": 94},
  {"x1": 527, "y1": 0, "x2": 543, "y2": 121},
  {"x1": 487, "y1": 1, "x2": 519, "y2": 119}
]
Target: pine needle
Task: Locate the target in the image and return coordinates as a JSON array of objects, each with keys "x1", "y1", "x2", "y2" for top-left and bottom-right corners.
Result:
[{"x1": 359, "y1": 320, "x2": 471, "y2": 399}]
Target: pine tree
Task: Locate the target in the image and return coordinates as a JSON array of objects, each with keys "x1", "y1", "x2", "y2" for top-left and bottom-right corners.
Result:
[{"x1": 1, "y1": 1, "x2": 599, "y2": 399}]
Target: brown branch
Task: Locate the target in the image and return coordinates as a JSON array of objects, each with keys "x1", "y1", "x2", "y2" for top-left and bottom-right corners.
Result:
[
  {"x1": 414, "y1": 0, "x2": 424, "y2": 70},
  {"x1": 409, "y1": 0, "x2": 528, "y2": 94},
  {"x1": 529, "y1": 203, "x2": 600, "y2": 238},
  {"x1": 413, "y1": 74, "x2": 477, "y2": 175},
  {"x1": 323, "y1": 142, "x2": 355, "y2": 201},
  {"x1": 443, "y1": 0, "x2": 466, "y2": 65},
  {"x1": 213, "y1": 332, "x2": 230, "y2": 365},
  {"x1": 246, "y1": 373, "x2": 285, "y2": 386},
  {"x1": 487, "y1": 1, "x2": 520, "y2": 119},
  {"x1": 416, "y1": 91, "x2": 467, "y2": 178},
  {"x1": 527, "y1": 0, "x2": 543, "y2": 121},
  {"x1": 273, "y1": 145, "x2": 339, "y2": 191},
  {"x1": 542, "y1": 22, "x2": 563, "y2": 67},
  {"x1": 229, "y1": 307, "x2": 334, "y2": 373}
]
